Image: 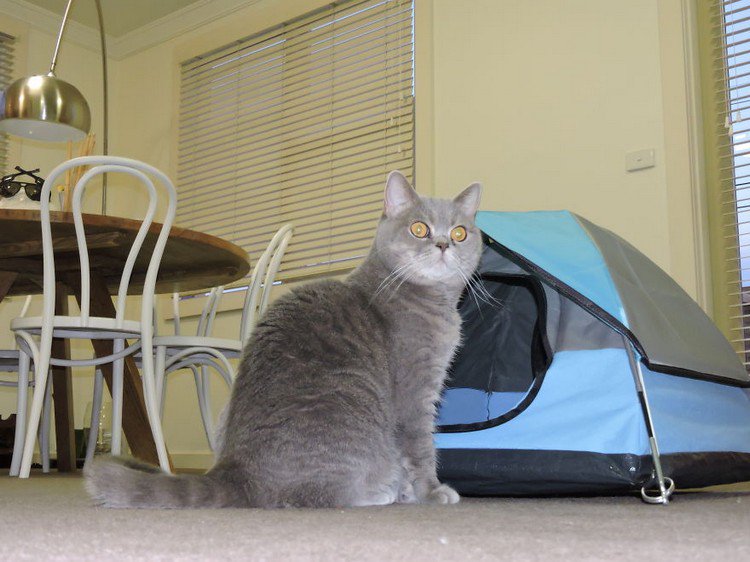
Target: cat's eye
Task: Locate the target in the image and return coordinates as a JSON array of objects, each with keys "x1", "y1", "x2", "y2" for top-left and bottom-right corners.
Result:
[
  {"x1": 410, "y1": 221, "x2": 430, "y2": 239},
  {"x1": 451, "y1": 226, "x2": 467, "y2": 242}
]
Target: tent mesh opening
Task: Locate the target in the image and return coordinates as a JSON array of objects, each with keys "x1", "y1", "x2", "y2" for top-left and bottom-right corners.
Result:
[{"x1": 437, "y1": 274, "x2": 551, "y2": 431}]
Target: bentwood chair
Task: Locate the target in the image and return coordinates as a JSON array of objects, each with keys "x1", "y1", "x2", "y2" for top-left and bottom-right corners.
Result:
[
  {"x1": 152, "y1": 224, "x2": 294, "y2": 451},
  {"x1": 0, "y1": 296, "x2": 52, "y2": 475},
  {"x1": 11, "y1": 156, "x2": 177, "y2": 477}
]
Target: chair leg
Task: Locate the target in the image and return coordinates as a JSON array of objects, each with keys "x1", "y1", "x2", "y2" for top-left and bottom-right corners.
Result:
[
  {"x1": 39, "y1": 375, "x2": 52, "y2": 473},
  {"x1": 155, "y1": 345, "x2": 167, "y2": 421},
  {"x1": 9, "y1": 351, "x2": 30, "y2": 476},
  {"x1": 192, "y1": 365, "x2": 214, "y2": 450},
  {"x1": 111, "y1": 339, "x2": 125, "y2": 456},
  {"x1": 19, "y1": 348, "x2": 52, "y2": 478},
  {"x1": 85, "y1": 368, "x2": 104, "y2": 466},
  {"x1": 145, "y1": 385, "x2": 171, "y2": 473},
  {"x1": 140, "y1": 349, "x2": 171, "y2": 473}
]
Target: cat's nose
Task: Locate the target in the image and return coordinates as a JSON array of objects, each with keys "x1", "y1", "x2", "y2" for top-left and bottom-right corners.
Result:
[{"x1": 435, "y1": 240, "x2": 449, "y2": 252}]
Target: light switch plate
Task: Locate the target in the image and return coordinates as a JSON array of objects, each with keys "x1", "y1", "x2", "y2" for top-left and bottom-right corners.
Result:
[{"x1": 626, "y1": 149, "x2": 656, "y2": 172}]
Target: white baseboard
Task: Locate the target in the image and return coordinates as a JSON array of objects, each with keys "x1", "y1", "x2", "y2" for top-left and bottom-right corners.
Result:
[{"x1": 170, "y1": 452, "x2": 214, "y2": 471}]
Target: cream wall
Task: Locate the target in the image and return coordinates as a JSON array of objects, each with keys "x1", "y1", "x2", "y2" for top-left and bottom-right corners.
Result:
[
  {"x1": 0, "y1": 0, "x2": 709, "y2": 468},
  {"x1": 421, "y1": 0, "x2": 707, "y2": 305}
]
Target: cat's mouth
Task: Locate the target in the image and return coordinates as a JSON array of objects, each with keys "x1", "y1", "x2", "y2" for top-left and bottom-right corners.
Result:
[
  {"x1": 437, "y1": 248, "x2": 457, "y2": 268},
  {"x1": 424, "y1": 252, "x2": 460, "y2": 279}
]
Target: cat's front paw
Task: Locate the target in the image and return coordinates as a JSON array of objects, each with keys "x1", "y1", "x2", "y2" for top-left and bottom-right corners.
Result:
[{"x1": 423, "y1": 483, "x2": 460, "y2": 505}]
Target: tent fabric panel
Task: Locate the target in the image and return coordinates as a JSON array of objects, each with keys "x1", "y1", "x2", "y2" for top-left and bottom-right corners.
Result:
[
  {"x1": 475, "y1": 210, "x2": 627, "y2": 325},
  {"x1": 435, "y1": 349, "x2": 649, "y2": 455},
  {"x1": 643, "y1": 368, "x2": 750, "y2": 454},
  {"x1": 575, "y1": 215, "x2": 749, "y2": 385},
  {"x1": 553, "y1": 296, "x2": 625, "y2": 352},
  {"x1": 437, "y1": 389, "x2": 526, "y2": 426}
]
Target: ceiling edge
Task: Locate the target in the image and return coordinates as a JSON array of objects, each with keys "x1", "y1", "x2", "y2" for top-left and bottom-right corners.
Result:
[
  {"x1": 0, "y1": 0, "x2": 260, "y2": 61},
  {"x1": 109, "y1": 0, "x2": 261, "y2": 60},
  {"x1": 0, "y1": 0, "x2": 101, "y2": 52}
]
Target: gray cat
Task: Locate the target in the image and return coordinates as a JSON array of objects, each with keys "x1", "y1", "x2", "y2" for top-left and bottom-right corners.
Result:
[{"x1": 85, "y1": 171, "x2": 482, "y2": 508}]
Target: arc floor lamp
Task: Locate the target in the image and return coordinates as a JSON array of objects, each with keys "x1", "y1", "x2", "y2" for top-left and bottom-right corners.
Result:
[{"x1": 0, "y1": 0, "x2": 109, "y2": 212}]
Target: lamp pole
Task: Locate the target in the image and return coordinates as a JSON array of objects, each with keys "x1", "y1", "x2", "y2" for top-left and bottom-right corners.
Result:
[{"x1": 94, "y1": 0, "x2": 109, "y2": 214}]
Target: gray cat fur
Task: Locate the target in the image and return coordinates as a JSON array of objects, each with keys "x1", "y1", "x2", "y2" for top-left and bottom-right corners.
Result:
[{"x1": 85, "y1": 172, "x2": 482, "y2": 509}]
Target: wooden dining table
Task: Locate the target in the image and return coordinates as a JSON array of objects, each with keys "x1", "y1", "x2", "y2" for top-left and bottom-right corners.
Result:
[{"x1": 0, "y1": 208, "x2": 250, "y2": 471}]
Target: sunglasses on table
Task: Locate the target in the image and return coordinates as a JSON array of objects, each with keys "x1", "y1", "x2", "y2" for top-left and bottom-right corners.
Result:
[{"x1": 0, "y1": 166, "x2": 45, "y2": 201}]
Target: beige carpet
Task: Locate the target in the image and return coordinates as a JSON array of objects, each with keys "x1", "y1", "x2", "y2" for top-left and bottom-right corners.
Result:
[{"x1": 1, "y1": 473, "x2": 749, "y2": 561}]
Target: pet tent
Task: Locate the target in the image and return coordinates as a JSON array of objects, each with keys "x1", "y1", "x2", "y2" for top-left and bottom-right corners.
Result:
[{"x1": 435, "y1": 210, "x2": 750, "y2": 504}]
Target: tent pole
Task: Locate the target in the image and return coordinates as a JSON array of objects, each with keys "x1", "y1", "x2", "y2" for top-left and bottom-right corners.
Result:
[{"x1": 622, "y1": 336, "x2": 675, "y2": 505}]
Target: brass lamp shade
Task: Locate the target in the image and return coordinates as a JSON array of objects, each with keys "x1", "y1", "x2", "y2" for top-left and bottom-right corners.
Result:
[{"x1": 0, "y1": 73, "x2": 91, "y2": 142}]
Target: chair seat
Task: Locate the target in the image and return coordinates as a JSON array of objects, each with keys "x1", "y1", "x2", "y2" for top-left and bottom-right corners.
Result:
[
  {"x1": 152, "y1": 335, "x2": 243, "y2": 357},
  {"x1": 11, "y1": 316, "x2": 142, "y2": 340},
  {"x1": 0, "y1": 349, "x2": 20, "y2": 369},
  {"x1": 0, "y1": 349, "x2": 23, "y2": 384}
]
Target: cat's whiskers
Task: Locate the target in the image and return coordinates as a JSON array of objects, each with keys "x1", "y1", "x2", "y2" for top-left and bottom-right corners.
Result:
[
  {"x1": 445, "y1": 253, "x2": 483, "y2": 312},
  {"x1": 371, "y1": 256, "x2": 420, "y2": 298},
  {"x1": 469, "y1": 274, "x2": 504, "y2": 309},
  {"x1": 466, "y1": 273, "x2": 503, "y2": 308},
  {"x1": 370, "y1": 253, "x2": 432, "y2": 303},
  {"x1": 447, "y1": 253, "x2": 503, "y2": 310},
  {"x1": 389, "y1": 257, "x2": 432, "y2": 297},
  {"x1": 371, "y1": 265, "x2": 407, "y2": 302},
  {"x1": 371, "y1": 260, "x2": 419, "y2": 301},
  {"x1": 387, "y1": 253, "x2": 436, "y2": 295},
  {"x1": 453, "y1": 251, "x2": 503, "y2": 307}
]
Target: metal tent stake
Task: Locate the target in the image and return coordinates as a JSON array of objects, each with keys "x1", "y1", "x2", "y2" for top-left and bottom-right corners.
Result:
[{"x1": 622, "y1": 336, "x2": 675, "y2": 505}]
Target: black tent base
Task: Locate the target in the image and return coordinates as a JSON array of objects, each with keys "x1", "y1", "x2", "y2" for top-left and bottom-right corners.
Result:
[{"x1": 437, "y1": 448, "x2": 750, "y2": 496}]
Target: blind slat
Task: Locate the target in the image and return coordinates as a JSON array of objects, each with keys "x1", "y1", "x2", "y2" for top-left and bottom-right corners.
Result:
[
  {"x1": 178, "y1": 112, "x2": 413, "y2": 194},
  {"x1": 182, "y1": 0, "x2": 410, "y2": 75},
  {"x1": 178, "y1": 42, "x2": 413, "y2": 142},
  {"x1": 179, "y1": 162, "x2": 413, "y2": 230},
  {"x1": 178, "y1": 69, "x2": 414, "y2": 165},
  {"x1": 182, "y1": 155, "x2": 414, "y2": 232},
  {"x1": 179, "y1": 8, "x2": 412, "y2": 112}
]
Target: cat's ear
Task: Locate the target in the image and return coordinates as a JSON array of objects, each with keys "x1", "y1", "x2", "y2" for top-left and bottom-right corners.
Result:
[
  {"x1": 384, "y1": 171, "x2": 419, "y2": 217},
  {"x1": 454, "y1": 182, "x2": 482, "y2": 216}
]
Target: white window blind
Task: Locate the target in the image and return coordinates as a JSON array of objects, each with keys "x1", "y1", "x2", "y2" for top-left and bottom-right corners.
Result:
[
  {"x1": 716, "y1": 0, "x2": 750, "y2": 369},
  {"x1": 177, "y1": 0, "x2": 414, "y2": 281},
  {"x1": 0, "y1": 32, "x2": 14, "y2": 170}
]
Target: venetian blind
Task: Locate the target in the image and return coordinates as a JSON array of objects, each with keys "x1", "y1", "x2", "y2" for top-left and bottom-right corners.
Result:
[
  {"x1": 0, "y1": 33, "x2": 14, "y2": 170},
  {"x1": 177, "y1": 0, "x2": 414, "y2": 281},
  {"x1": 714, "y1": 0, "x2": 750, "y2": 369}
]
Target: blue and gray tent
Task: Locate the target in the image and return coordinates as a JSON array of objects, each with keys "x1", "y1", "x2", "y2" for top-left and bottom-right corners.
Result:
[{"x1": 435, "y1": 210, "x2": 750, "y2": 504}]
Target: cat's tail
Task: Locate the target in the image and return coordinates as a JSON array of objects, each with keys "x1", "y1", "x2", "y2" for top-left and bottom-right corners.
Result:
[{"x1": 84, "y1": 457, "x2": 250, "y2": 509}]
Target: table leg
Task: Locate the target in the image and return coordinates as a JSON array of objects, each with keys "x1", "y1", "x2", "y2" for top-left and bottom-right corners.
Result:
[
  {"x1": 51, "y1": 283, "x2": 76, "y2": 472},
  {"x1": 74, "y1": 274, "x2": 170, "y2": 469},
  {"x1": 0, "y1": 271, "x2": 17, "y2": 301}
]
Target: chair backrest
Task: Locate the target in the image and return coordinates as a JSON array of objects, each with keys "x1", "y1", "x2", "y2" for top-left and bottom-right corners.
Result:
[
  {"x1": 171, "y1": 285, "x2": 224, "y2": 337},
  {"x1": 39, "y1": 156, "x2": 177, "y2": 334},
  {"x1": 168, "y1": 225, "x2": 292, "y2": 344},
  {"x1": 239, "y1": 224, "x2": 294, "y2": 344}
]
